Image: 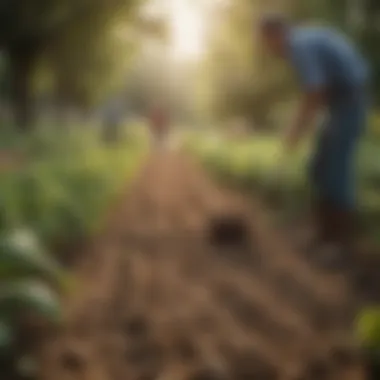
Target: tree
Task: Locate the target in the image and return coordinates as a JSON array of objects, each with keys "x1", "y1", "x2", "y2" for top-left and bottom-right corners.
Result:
[
  {"x1": 0, "y1": 0, "x2": 81, "y2": 128},
  {"x1": 0, "y1": 0, "x2": 151, "y2": 130},
  {"x1": 48, "y1": 3, "x2": 168, "y2": 114}
]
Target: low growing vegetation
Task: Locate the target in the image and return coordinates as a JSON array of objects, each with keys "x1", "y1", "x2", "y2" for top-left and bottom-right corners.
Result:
[{"x1": 0, "y1": 123, "x2": 145, "y2": 377}]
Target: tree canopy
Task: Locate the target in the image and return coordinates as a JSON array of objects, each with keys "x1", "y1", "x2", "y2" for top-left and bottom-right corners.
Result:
[{"x1": 0, "y1": 0, "x2": 166, "y2": 129}]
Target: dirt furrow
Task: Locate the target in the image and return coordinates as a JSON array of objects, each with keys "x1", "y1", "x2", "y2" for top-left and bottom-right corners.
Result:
[{"x1": 39, "y1": 150, "x2": 366, "y2": 380}]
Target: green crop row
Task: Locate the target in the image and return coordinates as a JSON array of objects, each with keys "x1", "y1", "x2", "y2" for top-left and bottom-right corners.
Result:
[
  {"x1": 0, "y1": 124, "x2": 146, "y2": 244},
  {"x1": 0, "y1": 228, "x2": 74, "y2": 378},
  {"x1": 185, "y1": 131, "x2": 380, "y2": 241},
  {"x1": 0, "y1": 123, "x2": 146, "y2": 377}
]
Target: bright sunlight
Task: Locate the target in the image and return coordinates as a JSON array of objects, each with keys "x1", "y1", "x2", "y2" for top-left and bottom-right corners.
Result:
[
  {"x1": 167, "y1": 0, "x2": 206, "y2": 60},
  {"x1": 143, "y1": 0, "x2": 217, "y2": 61}
]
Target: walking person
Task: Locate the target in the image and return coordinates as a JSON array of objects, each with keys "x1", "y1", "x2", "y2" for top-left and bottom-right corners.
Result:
[
  {"x1": 149, "y1": 104, "x2": 170, "y2": 151},
  {"x1": 258, "y1": 14, "x2": 369, "y2": 269}
]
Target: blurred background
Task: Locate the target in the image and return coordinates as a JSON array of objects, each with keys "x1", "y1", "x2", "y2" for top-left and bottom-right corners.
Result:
[
  {"x1": 1, "y1": 0, "x2": 378, "y2": 132},
  {"x1": 0, "y1": 0, "x2": 380, "y2": 378}
]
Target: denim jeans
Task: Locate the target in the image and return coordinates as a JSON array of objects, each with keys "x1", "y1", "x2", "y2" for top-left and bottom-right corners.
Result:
[{"x1": 309, "y1": 89, "x2": 368, "y2": 209}]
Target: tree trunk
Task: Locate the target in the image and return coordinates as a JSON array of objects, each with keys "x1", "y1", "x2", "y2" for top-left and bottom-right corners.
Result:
[{"x1": 8, "y1": 47, "x2": 37, "y2": 131}]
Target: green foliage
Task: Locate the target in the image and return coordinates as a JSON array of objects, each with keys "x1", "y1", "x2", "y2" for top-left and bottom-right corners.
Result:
[
  {"x1": 369, "y1": 112, "x2": 380, "y2": 140},
  {"x1": 47, "y1": 3, "x2": 139, "y2": 107},
  {"x1": 0, "y1": 279, "x2": 62, "y2": 324},
  {"x1": 355, "y1": 307, "x2": 380, "y2": 373},
  {"x1": 0, "y1": 228, "x2": 65, "y2": 376},
  {"x1": 0, "y1": 0, "x2": 167, "y2": 127},
  {"x1": 0, "y1": 228, "x2": 64, "y2": 284},
  {"x1": 356, "y1": 308, "x2": 380, "y2": 350},
  {"x1": 186, "y1": 124, "x2": 380, "y2": 239},
  {"x1": 0, "y1": 123, "x2": 144, "y2": 375},
  {"x1": 360, "y1": 27, "x2": 380, "y2": 105},
  {"x1": 0, "y1": 126, "x2": 144, "y2": 243},
  {"x1": 0, "y1": 320, "x2": 13, "y2": 352}
]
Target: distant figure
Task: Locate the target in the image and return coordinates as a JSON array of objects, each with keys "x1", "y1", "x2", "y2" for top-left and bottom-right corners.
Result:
[
  {"x1": 103, "y1": 97, "x2": 124, "y2": 143},
  {"x1": 259, "y1": 13, "x2": 369, "y2": 268},
  {"x1": 149, "y1": 105, "x2": 170, "y2": 150}
]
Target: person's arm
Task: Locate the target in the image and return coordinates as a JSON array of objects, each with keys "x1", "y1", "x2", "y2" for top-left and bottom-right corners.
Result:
[
  {"x1": 284, "y1": 90, "x2": 324, "y2": 152},
  {"x1": 284, "y1": 42, "x2": 327, "y2": 153}
]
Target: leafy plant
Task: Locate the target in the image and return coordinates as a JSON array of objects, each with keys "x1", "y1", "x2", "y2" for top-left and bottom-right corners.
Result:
[
  {"x1": 0, "y1": 228, "x2": 65, "y2": 378},
  {"x1": 0, "y1": 124, "x2": 145, "y2": 377}
]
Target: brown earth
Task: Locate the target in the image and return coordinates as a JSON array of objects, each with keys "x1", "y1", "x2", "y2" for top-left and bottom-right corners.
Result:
[{"x1": 37, "y1": 150, "x2": 371, "y2": 380}]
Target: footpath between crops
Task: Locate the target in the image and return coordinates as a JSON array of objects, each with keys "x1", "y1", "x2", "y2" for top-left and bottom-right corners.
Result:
[{"x1": 38, "y1": 150, "x2": 367, "y2": 380}]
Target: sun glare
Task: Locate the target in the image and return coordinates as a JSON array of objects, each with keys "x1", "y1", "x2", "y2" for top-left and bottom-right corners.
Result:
[
  {"x1": 144, "y1": 0, "x2": 212, "y2": 61},
  {"x1": 167, "y1": 0, "x2": 206, "y2": 60}
]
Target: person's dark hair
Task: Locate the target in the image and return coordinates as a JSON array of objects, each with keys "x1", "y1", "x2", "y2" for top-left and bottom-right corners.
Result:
[{"x1": 259, "y1": 12, "x2": 290, "y2": 34}]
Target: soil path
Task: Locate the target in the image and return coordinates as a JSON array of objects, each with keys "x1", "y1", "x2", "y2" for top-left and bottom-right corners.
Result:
[{"x1": 39, "y1": 150, "x2": 366, "y2": 380}]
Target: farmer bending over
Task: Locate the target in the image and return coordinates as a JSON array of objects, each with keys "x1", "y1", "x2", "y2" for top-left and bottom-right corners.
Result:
[{"x1": 259, "y1": 14, "x2": 369, "y2": 269}]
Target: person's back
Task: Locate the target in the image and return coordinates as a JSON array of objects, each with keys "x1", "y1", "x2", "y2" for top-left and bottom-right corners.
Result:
[{"x1": 289, "y1": 26, "x2": 369, "y2": 93}]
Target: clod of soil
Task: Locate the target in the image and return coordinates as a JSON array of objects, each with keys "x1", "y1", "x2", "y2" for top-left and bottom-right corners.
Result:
[
  {"x1": 136, "y1": 371, "x2": 160, "y2": 380},
  {"x1": 194, "y1": 314, "x2": 215, "y2": 332},
  {"x1": 124, "y1": 315, "x2": 149, "y2": 339},
  {"x1": 207, "y1": 213, "x2": 250, "y2": 247},
  {"x1": 188, "y1": 367, "x2": 228, "y2": 380},
  {"x1": 125, "y1": 340, "x2": 164, "y2": 370},
  {"x1": 302, "y1": 358, "x2": 331, "y2": 379},
  {"x1": 309, "y1": 308, "x2": 335, "y2": 332},
  {"x1": 351, "y1": 266, "x2": 380, "y2": 303},
  {"x1": 228, "y1": 351, "x2": 278, "y2": 380},
  {"x1": 59, "y1": 349, "x2": 86, "y2": 372},
  {"x1": 174, "y1": 336, "x2": 198, "y2": 362},
  {"x1": 329, "y1": 345, "x2": 361, "y2": 368}
]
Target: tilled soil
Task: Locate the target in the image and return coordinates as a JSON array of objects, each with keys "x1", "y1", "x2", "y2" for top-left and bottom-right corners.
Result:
[{"x1": 38, "y1": 151, "x2": 369, "y2": 380}]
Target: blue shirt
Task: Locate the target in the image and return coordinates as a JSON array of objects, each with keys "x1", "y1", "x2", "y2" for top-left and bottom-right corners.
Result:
[{"x1": 288, "y1": 27, "x2": 369, "y2": 92}]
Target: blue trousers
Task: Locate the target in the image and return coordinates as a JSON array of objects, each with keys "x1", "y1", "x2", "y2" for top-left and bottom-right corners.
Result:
[{"x1": 309, "y1": 91, "x2": 368, "y2": 210}]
